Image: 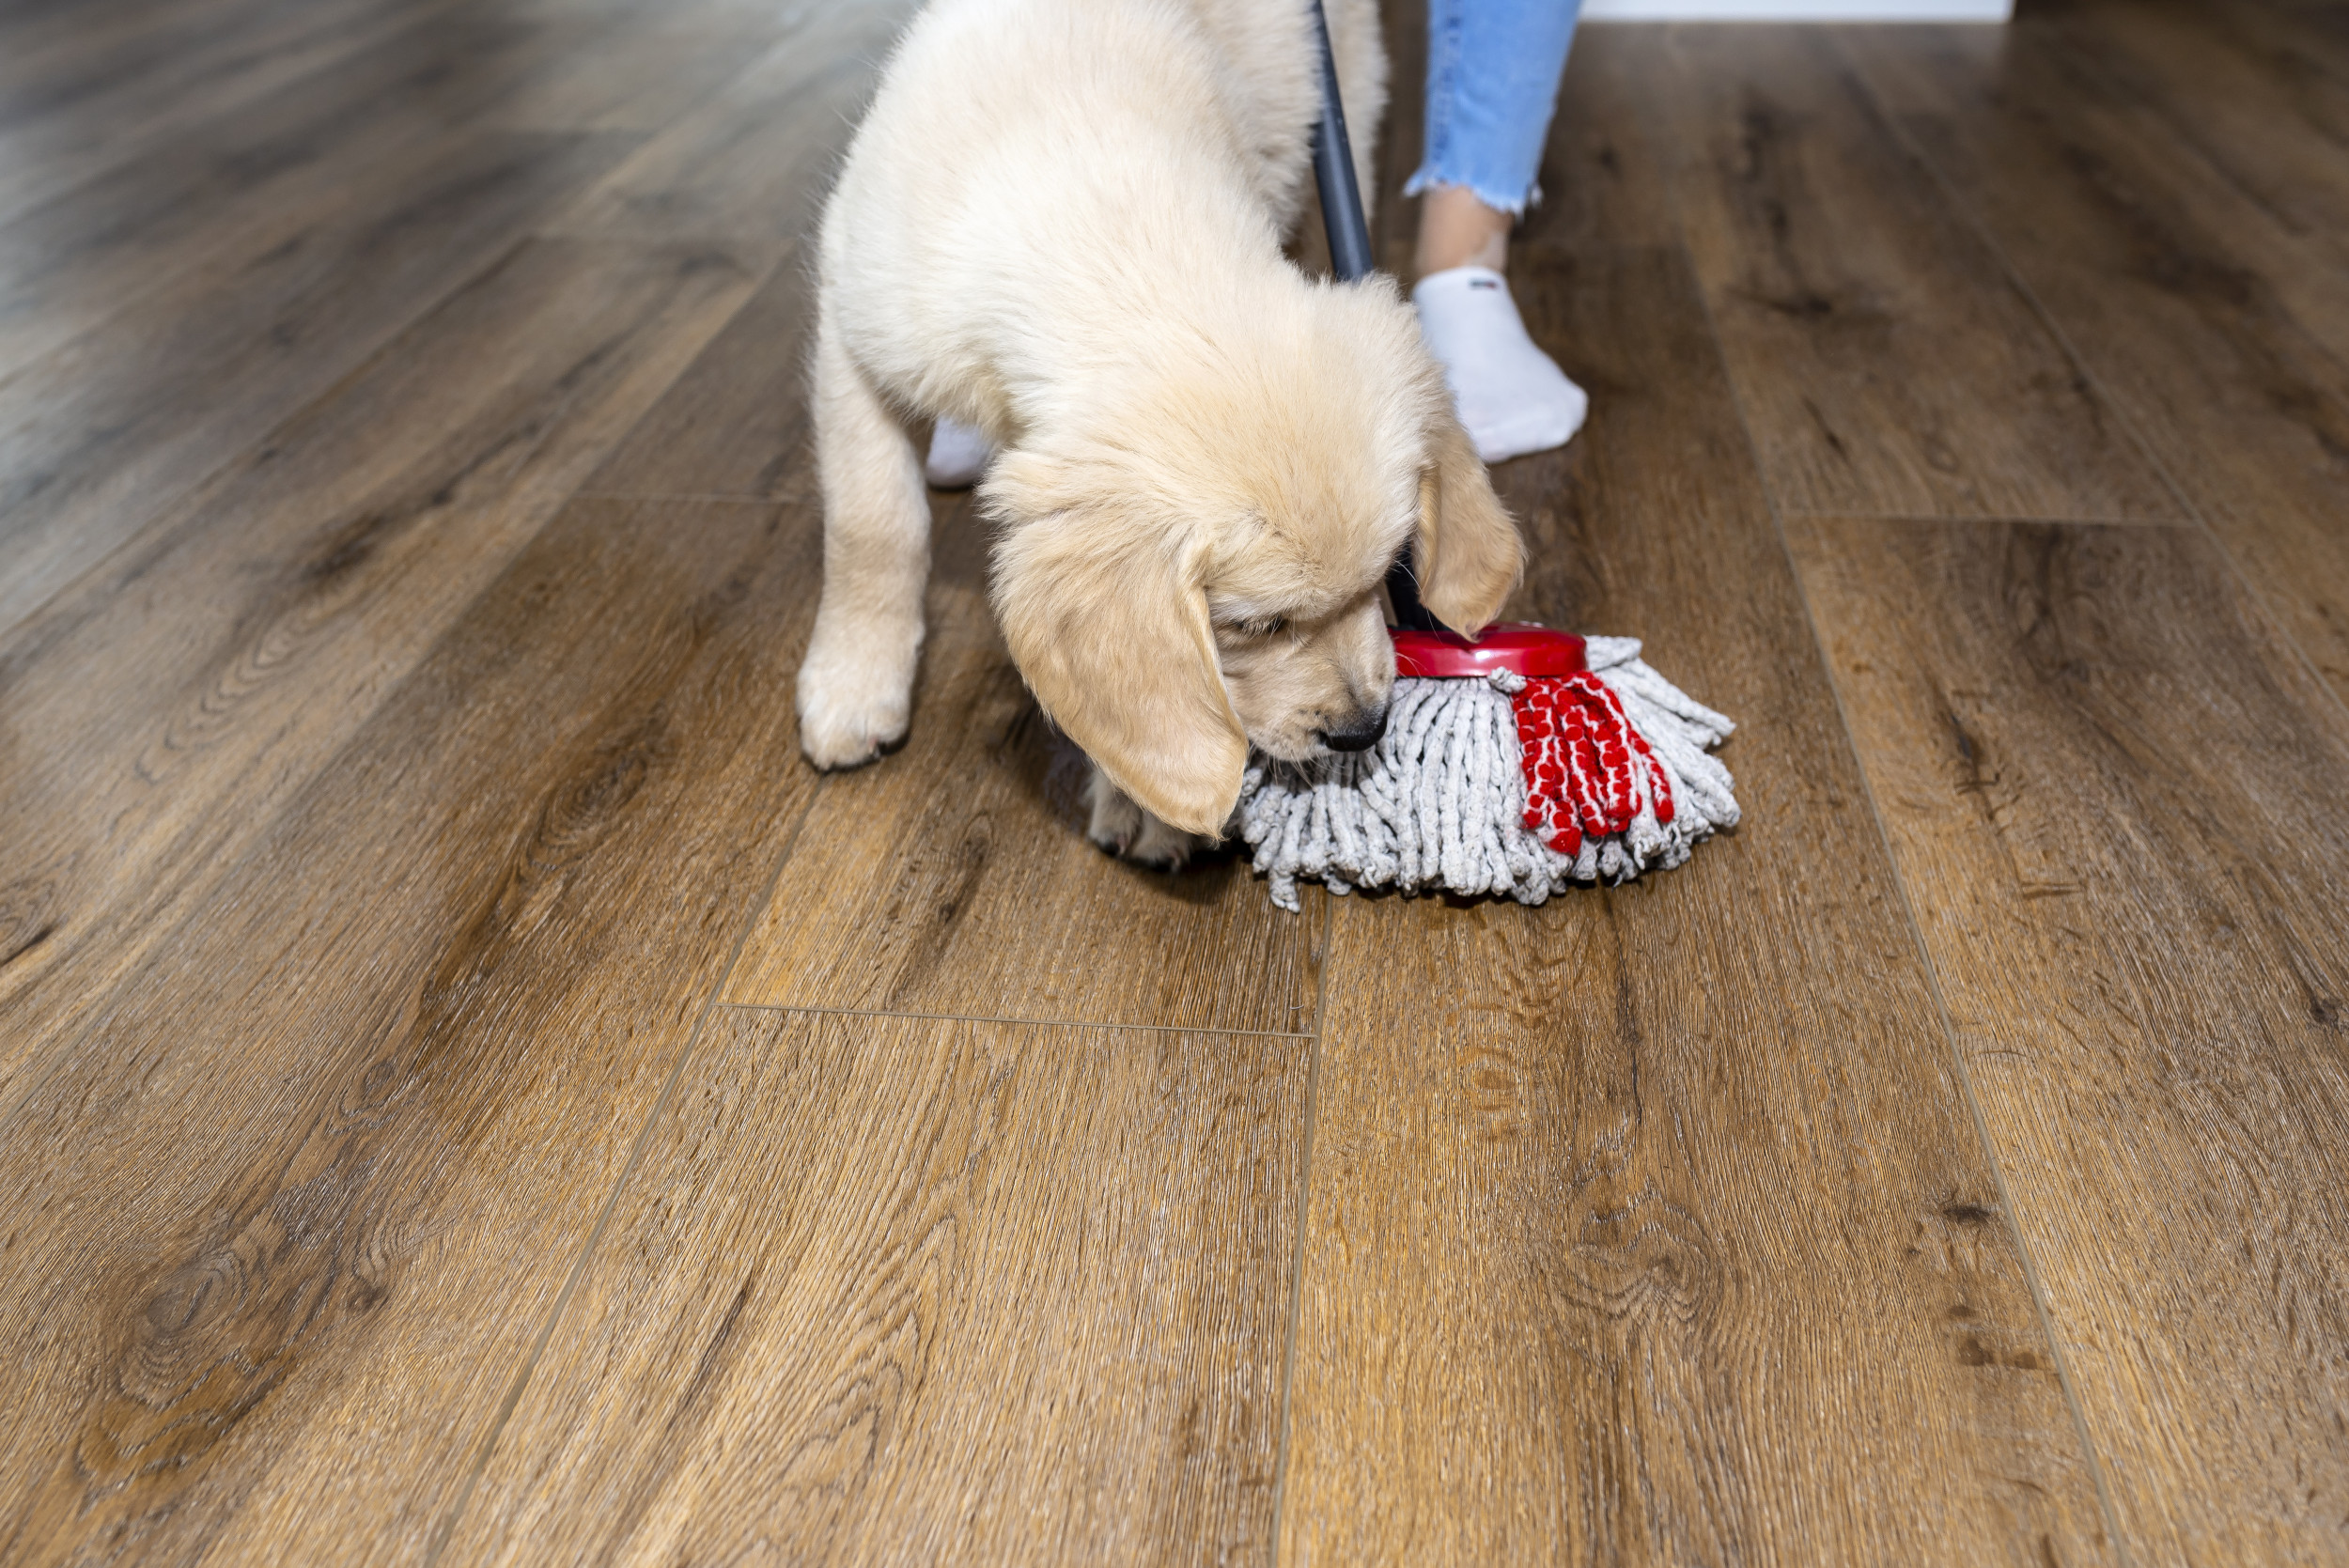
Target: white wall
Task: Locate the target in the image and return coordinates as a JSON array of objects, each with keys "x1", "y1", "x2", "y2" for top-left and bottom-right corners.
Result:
[{"x1": 1584, "y1": 0, "x2": 2010, "y2": 20}]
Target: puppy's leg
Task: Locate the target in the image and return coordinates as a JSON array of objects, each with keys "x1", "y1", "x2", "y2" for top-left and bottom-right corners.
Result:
[
  {"x1": 798, "y1": 316, "x2": 931, "y2": 769},
  {"x1": 1085, "y1": 764, "x2": 1216, "y2": 869}
]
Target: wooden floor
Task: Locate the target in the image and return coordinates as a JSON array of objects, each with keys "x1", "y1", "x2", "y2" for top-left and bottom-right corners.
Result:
[{"x1": 2, "y1": 0, "x2": 2346, "y2": 1560}]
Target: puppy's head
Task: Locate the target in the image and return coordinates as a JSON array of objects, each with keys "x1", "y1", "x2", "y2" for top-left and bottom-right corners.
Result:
[{"x1": 983, "y1": 277, "x2": 1522, "y2": 837}]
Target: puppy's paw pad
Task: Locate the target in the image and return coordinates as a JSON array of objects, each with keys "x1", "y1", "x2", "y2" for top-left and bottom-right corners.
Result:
[
  {"x1": 796, "y1": 674, "x2": 910, "y2": 770},
  {"x1": 1127, "y1": 815, "x2": 1211, "y2": 869},
  {"x1": 1086, "y1": 776, "x2": 1145, "y2": 856},
  {"x1": 1085, "y1": 768, "x2": 1209, "y2": 868}
]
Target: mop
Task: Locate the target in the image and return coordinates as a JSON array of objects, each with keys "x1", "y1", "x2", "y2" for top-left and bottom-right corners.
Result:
[{"x1": 1235, "y1": 3, "x2": 1741, "y2": 911}]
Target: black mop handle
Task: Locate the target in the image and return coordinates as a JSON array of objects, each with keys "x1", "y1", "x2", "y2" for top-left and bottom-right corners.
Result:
[
  {"x1": 1306, "y1": 1, "x2": 1441, "y2": 632},
  {"x1": 1308, "y1": 2, "x2": 1375, "y2": 286}
]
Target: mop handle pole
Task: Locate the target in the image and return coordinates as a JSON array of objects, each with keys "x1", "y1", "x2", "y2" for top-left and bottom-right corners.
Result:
[
  {"x1": 1307, "y1": 0, "x2": 1443, "y2": 632},
  {"x1": 1309, "y1": 2, "x2": 1375, "y2": 285}
]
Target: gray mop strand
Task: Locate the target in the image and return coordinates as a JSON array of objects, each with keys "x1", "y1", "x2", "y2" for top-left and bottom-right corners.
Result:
[{"x1": 1234, "y1": 638, "x2": 1739, "y2": 911}]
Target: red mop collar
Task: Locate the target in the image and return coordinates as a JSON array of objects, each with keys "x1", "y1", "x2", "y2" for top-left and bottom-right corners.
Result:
[{"x1": 1391, "y1": 621, "x2": 1586, "y2": 678}]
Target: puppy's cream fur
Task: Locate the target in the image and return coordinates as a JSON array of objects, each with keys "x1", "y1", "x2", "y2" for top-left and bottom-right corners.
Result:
[{"x1": 797, "y1": 0, "x2": 1524, "y2": 855}]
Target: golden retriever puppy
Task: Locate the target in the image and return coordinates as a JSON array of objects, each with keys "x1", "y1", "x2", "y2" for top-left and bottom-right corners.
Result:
[{"x1": 796, "y1": 0, "x2": 1523, "y2": 863}]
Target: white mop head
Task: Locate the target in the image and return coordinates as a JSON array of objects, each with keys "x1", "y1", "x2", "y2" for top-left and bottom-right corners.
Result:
[{"x1": 1235, "y1": 629, "x2": 1739, "y2": 911}]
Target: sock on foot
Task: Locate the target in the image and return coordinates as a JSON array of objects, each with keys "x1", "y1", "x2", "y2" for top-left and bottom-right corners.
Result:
[
  {"x1": 925, "y1": 415, "x2": 994, "y2": 489},
  {"x1": 1411, "y1": 265, "x2": 1589, "y2": 463}
]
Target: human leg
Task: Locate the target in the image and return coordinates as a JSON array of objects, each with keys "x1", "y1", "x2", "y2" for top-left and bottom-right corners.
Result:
[{"x1": 1408, "y1": 0, "x2": 1587, "y2": 462}]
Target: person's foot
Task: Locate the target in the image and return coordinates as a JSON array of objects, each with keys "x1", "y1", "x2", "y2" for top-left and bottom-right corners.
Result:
[
  {"x1": 1412, "y1": 266, "x2": 1589, "y2": 463},
  {"x1": 925, "y1": 415, "x2": 994, "y2": 488}
]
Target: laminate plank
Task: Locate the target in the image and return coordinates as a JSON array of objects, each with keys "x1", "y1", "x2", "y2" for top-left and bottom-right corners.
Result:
[
  {"x1": 1655, "y1": 24, "x2": 2176, "y2": 523},
  {"x1": 1940, "y1": 0, "x2": 2349, "y2": 371},
  {"x1": 2046, "y1": 0, "x2": 2349, "y2": 347},
  {"x1": 2114, "y1": 0, "x2": 2349, "y2": 337},
  {"x1": 2262, "y1": 0, "x2": 2349, "y2": 70},
  {"x1": 1844, "y1": 23, "x2": 2349, "y2": 715},
  {"x1": 493, "y1": 0, "x2": 816, "y2": 21},
  {"x1": 0, "y1": 0, "x2": 161, "y2": 50},
  {"x1": 1361, "y1": 0, "x2": 1421, "y2": 272},
  {"x1": 717, "y1": 489, "x2": 1324, "y2": 1033},
  {"x1": 0, "y1": 5, "x2": 606, "y2": 380},
  {"x1": 0, "y1": 0, "x2": 798, "y2": 231},
  {"x1": 0, "y1": 0, "x2": 271, "y2": 96},
  {"x1": 0, "y1": 130, "x2": 646, "y2": 636},
  {"x1": 0, "y1": 492, "x2": 824, "y2": 1564},
  {"x1": 1509, "y1": 27, "x2": 1688, "y2": 259},
  {"x1": 456, "y1": 0, "x2": 801, "y2": 138},
  {"x1": 0, "y1": 235, "x2": 771, "y2": 1120},
  {"x1": 545, "y1": 0, "x2": 920, "y2": 244},
  {"x1": 0, "y1": 0, "x2": 462, "y2": 226},
  {"x1": 1275, "y1": 242, "x2": 2113, "y2": 1566},
  {"x1": 486, "y1": 20, "x2": 772, "y2": 135},
  {"x1": 1786, "y1": 515, "x2": 2349, "y2": 1565},
  {"x1": 443, "y1": 1006, "x2": 1304, "y2": 1566},
  {"x1": 581, "y1": 254, "x2": 819, "y2": 500},
  {"x1": 555, "y1": 5, "x2": 922, "y2": 500}
]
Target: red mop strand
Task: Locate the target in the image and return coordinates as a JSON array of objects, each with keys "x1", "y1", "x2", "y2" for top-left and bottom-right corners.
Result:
[{"x1": 1235, "y1": 624, "x2": 1739, "y2": 910}]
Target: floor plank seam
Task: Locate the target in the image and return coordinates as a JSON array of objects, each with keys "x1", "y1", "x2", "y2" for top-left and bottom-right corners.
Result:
[
  {"x1": 716, "y1": 1000, "x2": 1317, "y2": 1041},
  {"x1": 0, "y1": 0, "x2": 490, "y2": 234},
  {"x1": 0, "y1": 357, "x2": 591, "y2": 1135},
  {"x1": 1265, "y1": 890, "x2": 1331, "y2": 1568},
  {"x1": 1779, "y1": 509, "x2": 2199, "y2": 529},
  {"x1": 422, "y1": 771, "x2": 836, "y2": 1566},
  {"x1": 1643, "y1": 45, "x2": 2132, "y2": 1560},
  {"x1": 0, "y1": 223, "x2": 548, "y2": 646},
  {"x1": 568, "y1": 489, "x2": 796, "y2": 506},
  {"x1": 24, "y1": 3, "x2": 2343, "y2": 1554},
  {"x1": 1828, "y1": 25, "x2": 2349, "y2": 742},
  {"x1": 531, "y1": 223, "x2": 797, "y2": 248}
]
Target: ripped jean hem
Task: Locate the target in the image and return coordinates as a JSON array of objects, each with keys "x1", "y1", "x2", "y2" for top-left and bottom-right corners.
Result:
[
  {"x1": 1409, "y1": 0, "x2": 1582, "y2": 218},
  {"x1": 1402, "y1": 167, "x2": 1544, "y2": 218}
]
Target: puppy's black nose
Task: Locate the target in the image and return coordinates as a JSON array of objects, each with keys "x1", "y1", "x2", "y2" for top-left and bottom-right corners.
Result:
[{"x1": 1320, "y1": 706, "x2": 1388, "y2": 753}]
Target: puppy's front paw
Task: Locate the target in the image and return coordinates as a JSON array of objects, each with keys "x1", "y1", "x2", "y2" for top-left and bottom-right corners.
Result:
[
  {"x1": 1085, "y1": 768, "x2": 1211, "y2": 869},
  {"x1": 796, "y1": 629, "x2": 915, "y2": 769}
]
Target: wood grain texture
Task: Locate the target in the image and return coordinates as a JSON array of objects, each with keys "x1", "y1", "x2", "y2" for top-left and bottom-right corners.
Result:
[
  {"x1": 0, "y1": 131, "x2": 647, "y2": 635},
  {"x1": 581, "y1": 250, "x2": 821, "y2": 500},
  {"x1": 0, "y1": 0, "x2": 304, "y2": 111},
  {"x1": 0, "y1": 0, "x2": 759, "y2": 381},
  {"x1": 2044, "y1": 0, "x2": 2349, "y2": 349},
  {"x1": 1788, "y1": 516, "x2": 2349, "y2": 1567},
  {"x1": 8, "y1": 0, "x2": 2349, "y2": 1559},
  {"x1": 555, "y1": 8, "x2": 925, "y2": 502},
  {"x1": 486, "y1": 9, "x2": 776, "y2": 135},
  {"x1": 1655, "y1": 24, "x2": 2176, "y2": 523},
  {"x1": 719, "y1": 490, "x2": 1325, "y2": 1033},
  {"x1": 0, "y1": 493, "x2": 824, "y2": 1565},
  {"x1": 1844, "y1": 17, "x2": 2349, "y2": 710},
  {"x1": 1274, "y1": 237, "x2": 2112, "y2": 1567},
  {"x1": 0, "y1": 233, "x2": 771, "y2": 1127},
  {"x1": 447, "y1": 1006, "x2": 1305, "y2": 1566},
  {"x1": 545, "y1": 0, "x2": 921, "y2": 244},
  {"x1": 0, "y1": 6, "x2": 592, "y2": 380},
  {"x1": 1508, "y1": 27, "x2": 1688, "y2": 258},
  {"x1": 0, "y1": 0, "x2": 416, "y2": 225}
]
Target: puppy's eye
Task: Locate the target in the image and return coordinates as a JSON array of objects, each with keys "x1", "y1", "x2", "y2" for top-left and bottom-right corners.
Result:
[{"x1": 1235, "y1": 615, "x2": 1289, "y2": 638}]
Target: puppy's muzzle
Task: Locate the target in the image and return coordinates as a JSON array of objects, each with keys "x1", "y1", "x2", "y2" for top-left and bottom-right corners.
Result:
[{"x1": 1318, "y1": 705, "x2": 1389, "y2": 753}]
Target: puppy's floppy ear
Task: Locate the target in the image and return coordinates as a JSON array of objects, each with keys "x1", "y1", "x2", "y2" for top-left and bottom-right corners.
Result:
[
  {"x1": 1414, "y1": 409, "x2": 1525, "y2": 634},
  {"x1": 984, "y1": 453, "x2": 1247, "y2": 838}
]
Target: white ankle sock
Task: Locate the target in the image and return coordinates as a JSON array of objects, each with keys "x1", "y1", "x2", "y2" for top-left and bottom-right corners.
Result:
[
  {"x1": 925, "y1": 415, "x2": 994, "y2": 489},
  {"x1": 1411, "y1": 266, "x2": 1588, "y2": 463}
]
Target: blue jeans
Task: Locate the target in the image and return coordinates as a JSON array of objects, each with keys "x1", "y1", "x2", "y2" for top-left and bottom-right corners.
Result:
[{"x1": 1404, "y1": 0, "x2": 1582, "y2": 217}]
